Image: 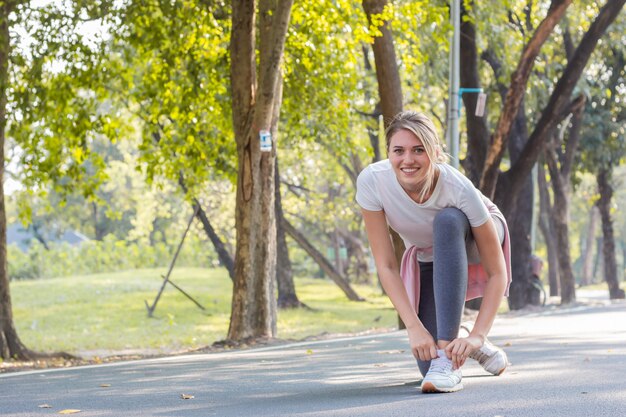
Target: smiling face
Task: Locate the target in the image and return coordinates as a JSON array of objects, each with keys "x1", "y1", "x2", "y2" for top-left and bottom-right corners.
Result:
[{"x1": 388, "y1": 129, "x2": 432, "y2": 194}]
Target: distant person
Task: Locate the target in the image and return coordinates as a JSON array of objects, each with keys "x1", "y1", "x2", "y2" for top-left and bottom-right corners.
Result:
[{"x1": 356, "y1": 111, "x2": 511, "y2": 393}]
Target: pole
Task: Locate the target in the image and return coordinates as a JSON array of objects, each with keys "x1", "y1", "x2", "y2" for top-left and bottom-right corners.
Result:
[
  {"x1": 145, "y1": 205, "x2": 201, "y2": 317},
  {"x1": 446, "y1": 0, "x2": 461, "y2": 169}
]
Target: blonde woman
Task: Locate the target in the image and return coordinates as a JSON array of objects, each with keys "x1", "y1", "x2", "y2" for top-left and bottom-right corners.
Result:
[{"x1": 356, "y1": 111, "x2": 511, "y2": 393}]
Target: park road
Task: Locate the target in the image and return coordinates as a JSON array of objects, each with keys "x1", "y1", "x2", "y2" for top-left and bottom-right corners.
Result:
[{"x1": 1, "y1": 299, "x2": 625, "y2": 417}]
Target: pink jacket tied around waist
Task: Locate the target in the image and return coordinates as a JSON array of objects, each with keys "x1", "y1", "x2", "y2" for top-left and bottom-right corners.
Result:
[{"x1": 400, "y1": 205, "x2": 512, "y2": 313}]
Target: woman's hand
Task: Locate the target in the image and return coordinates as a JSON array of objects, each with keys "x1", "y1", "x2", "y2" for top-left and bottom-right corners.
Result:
[
  {"x1": 407, "y1": 325, "x2": 438, "y2": 362},
  {"x1": 444, "y1": 335, "x2": 484, "y2": 369}
]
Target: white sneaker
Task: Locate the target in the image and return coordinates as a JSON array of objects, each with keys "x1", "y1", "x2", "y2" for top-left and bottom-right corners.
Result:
[
  {"x1": 469, "y1": 340, "x2": 508, "y2": 376},
  {"x1": 460, "y1": 321, "x2": 508, "y2": 376},
  {"x1": 421, "y1": 350, "x2": 463, "y2": 393}
]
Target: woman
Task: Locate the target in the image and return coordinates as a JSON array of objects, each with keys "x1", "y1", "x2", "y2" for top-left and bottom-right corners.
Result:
[{"x1": 356, "y1": 111, "x2": 511, "y2": 393}]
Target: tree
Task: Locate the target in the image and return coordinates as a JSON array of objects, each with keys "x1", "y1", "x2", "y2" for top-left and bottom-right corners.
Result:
[
  {"x1": 282, "y1": 218, "x2": 363, "y2": 301},
  {"x1": 479, "y1": 0, "x2": 573, "y2": 197},
  {"x1": 101, "y1": 1, "x2": 238, "y2": 279},
  {"x1": 492, "y1": 0, "x2": 626, "y2": 214},
  {"x1": 596, "y1": 168, "x2": 625, "y2": 299},
  {"x1": 106, "y1": 0, "x2": 367, "y2": 310},
  {"x1": 462, "y1": 0, "x2": 626, "y2": 308},
  {"x1": 578, "y1": 28, "x2": 626, "y2": 299},
  {"x1": 227, "y1": 0, "x2": 293, "y2": 341},
  {"x1": 275, "y1": 161, "x2": 305, "y2": 308},
  {"x1": 580, "y1": 206, "x2": 599, "y2": 286},
  {"x1": 277, "y1": 0, "x2": 373, "y2": 297},
  {"x1": 534, "y1": 23, "x2": 586, "y2": 302},
  {"x1": 1, "y1": 1, "x2": 109, "y2": 359},
  {"x1": 361, "y1": 0, "x2": 406, "y2": 274},
  {"x1": 0, "y1": 0, "x2": 27, "y2": 360},
  {"x1": 544, "y1": 98, "x2": 585, "y2": 304},
  {"x1": 537, "y1": 161, "x2": 560, "y2": 296},
  {"x1": 460, "y1": 0, "x2": 570, "y2": 308}
]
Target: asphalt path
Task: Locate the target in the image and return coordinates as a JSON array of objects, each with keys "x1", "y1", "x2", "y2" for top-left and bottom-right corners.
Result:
[{"x1": 1, "y1": 299, "x2": 625, "y2": 417}]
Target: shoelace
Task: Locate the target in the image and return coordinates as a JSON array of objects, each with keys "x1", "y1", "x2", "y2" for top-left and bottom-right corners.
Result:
[{"x1": 428, "y1": 356, "x2": 453, "y2": 374}]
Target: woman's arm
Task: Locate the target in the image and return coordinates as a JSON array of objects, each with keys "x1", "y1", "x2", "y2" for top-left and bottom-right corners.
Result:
[
  {"x1": 445, "y1": 217, "x2": 507, "y2": 368},
  {"x1": 361, "y1": 208, "x2": 438, "y2": 362}
]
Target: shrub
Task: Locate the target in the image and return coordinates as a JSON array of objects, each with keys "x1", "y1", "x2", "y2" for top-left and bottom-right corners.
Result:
[{"x1": 8, "y1": 236, "x2": 216, "y2": 280}]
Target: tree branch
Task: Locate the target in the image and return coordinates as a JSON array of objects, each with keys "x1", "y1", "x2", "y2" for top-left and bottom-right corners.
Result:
[
  {"x1": 282, "y1": 217, "x2": 363, "y2": 301},
  {"x1": 503, "y1": 0, "x2": 626, "y2": 208},
  {"x1": 479, "y1": 0, "x2": 572, "y2": 197}
]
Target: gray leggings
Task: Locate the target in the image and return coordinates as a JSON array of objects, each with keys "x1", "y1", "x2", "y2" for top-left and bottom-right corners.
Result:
[{"x1": 416, "y1": 207, "x2": 471, "y2": 376}]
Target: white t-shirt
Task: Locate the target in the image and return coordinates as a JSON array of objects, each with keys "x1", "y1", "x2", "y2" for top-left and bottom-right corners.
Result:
[{"x1": 356, "y1": 160, "x2": 493, "y2": 262}]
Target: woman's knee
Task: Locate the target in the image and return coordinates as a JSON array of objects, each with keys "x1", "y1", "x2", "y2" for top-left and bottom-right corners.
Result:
[{"x1": 433, "y1": 208, "x2": 469, "y2": 236}]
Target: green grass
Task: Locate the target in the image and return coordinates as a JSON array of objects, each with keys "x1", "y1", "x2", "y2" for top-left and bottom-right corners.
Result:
[
  {"x1": 11, "y1": 268, "x2": 397, "y2": 356},
  {"x1": 577, "y1": 281, "x2": 613, "y2": 291}
]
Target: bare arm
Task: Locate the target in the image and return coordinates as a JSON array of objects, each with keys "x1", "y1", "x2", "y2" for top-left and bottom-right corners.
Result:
[{"x1": 361, "y1": 208, "x2": 438, "y2": 362}]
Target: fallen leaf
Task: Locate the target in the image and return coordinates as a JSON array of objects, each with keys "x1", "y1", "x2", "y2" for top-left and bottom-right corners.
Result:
[
  {"x1": 504, "y1": 342, "x2": 512, "y2": 347},
  {"x1": 38, "y1": 404, "x2": 52, "y2": 408},
  {"x1": 180, "y1": 394, "x2": 195, "y2": 400},
  {"x1": 58, "y1": 410, "x2": 81, "y2": 414},
  {"x1": 100, "y1": 384, "x2": 111, "y2": 387},
  {"x1": 305, "y1": 349, "x2": 313, "y2": 355}
]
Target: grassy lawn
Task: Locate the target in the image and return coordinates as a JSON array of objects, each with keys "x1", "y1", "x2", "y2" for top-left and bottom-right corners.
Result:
[
  {"x1": 11, "y1": 268, "x2": 397, "y2": 356},
  {"x1": 577, "y1": 281, "x2": 613, "y2": 291}
]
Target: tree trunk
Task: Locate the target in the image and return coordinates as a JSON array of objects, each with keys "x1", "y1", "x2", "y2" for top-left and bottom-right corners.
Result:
[
  {"x1": 545, "y1": 139, "x2": 576, "y2": 304},
  {"x1": 596, "y1": 168, "x2": 626, "y2": 299},
  {"x1": 91, "y1": 201, "x2": 106, "y2": 241},
  {"x1": 495, "y1": 102, "x2": 535, "y2": 310},
  {"x1": 503, "y1": 173, "x2": 536, "y2": 309},
  {"x1": 192, "y1": 200, "x2": 235, "y2": 281},
  {"x1": 460, "y1": 1, "x2": 489, "y2": 185},
  {"x1": 282, "y1": 219, "x2": 363, "y2": 301},
  {"x1": 538, "y1": 162, "x2": 560, "y2": 297},
  {"x1": 30, "y1": 224, "x2": 50, "y2": 250},
  {"x1": 582, "y1": 206, "x2": 599, "y2": 286},
  {"x1": 593, "y1": 236, "x2": 603, "y2": 280},
  {"x1": 543, "y1": 97, "x2": 585, "y2": 304},
  {"x1": 269, "y1": 71, "x2": 302, "y2": 309},
  {"x1": 480, "y1": 0, "x2": 572, "y2": 197},
  {"x1": 498, "y1": 0, "x2": 626, "y2": 213},
  {"x1": 362, "y1": 0, "x2": 403, "y2": 125},
  {"x1": 275, "y1": 161, "x2": 305, "y2": 309},
  {"x1": 344, "y1": 231, "x2": 371, "y2": 284},
  {"x1": 228, "y1": 0, "x2": 293, "y2": 341},
  {"x1": 471, "y1": 11, "x2": 542, "y2": 309},
  {"x1": 0, "y1": 1, "x2": 31, "y2": 360},
  {"x1": 0, "y1": 180, "x2": 30, "y2": 356},
  {"x1": 177, "y1": 173, "x2": 235, "y2": 281},
  {"x1": 361, "y1": 1, "x2": 405, "y2": 261},
  {"x1": 621, "y1": 241, "x2": 626, "y2": 283},
  {"x1": 331, "y1": 229, "x2": 344, "y2": 274},
  {"x1": 362, "y1": 0, "x2": 406, "y2": 326}
]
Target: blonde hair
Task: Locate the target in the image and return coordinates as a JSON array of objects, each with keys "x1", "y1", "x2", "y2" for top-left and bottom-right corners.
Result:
[{"x1": 385, "y1": 111, "x2": 449, "y2": 202}]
